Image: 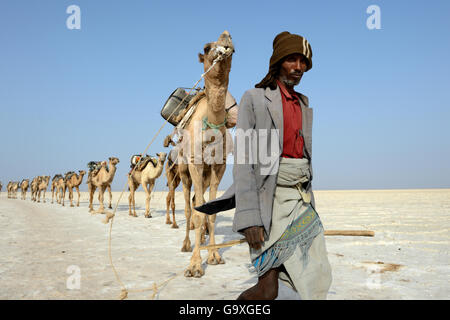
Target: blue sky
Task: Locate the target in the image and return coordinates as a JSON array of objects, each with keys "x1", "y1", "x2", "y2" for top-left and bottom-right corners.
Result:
[{"x1": 1, "y1": 0, "x2": 449, "y2": 191}]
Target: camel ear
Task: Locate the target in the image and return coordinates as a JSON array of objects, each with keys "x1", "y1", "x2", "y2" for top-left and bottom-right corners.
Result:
[
  {"x1": 198, "y1": 53, "x2": 204, "y2": 63},
  {"x1": 156, "y1": 153, "x2": 160, "y2": 157}
]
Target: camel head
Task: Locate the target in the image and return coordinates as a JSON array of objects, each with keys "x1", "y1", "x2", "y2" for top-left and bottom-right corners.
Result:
[
  {"x1": 163, "y1": 135, "x2": 176, "y2": 148},
  {"x1": 156, "y1": 152, "x2": 167, "y2": 164},
  {"x1": 198, "y1": 30, "x2": 234, "y2": 80},
  {"x1": 78, "y1": 170, "x2": 86, "y2": 176},
  {"x1": 108, "y1": 157, "x2": 120, "y2": 166}
]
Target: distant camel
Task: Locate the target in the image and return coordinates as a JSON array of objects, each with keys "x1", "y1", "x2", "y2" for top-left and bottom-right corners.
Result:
[
  {"x1": 56, "y1": 174, "x2": 67, "y2": 206},
  {"x1": 37, "y1": 176, "x2": 50, "y2": 203},
  {"x1": 30, "y1": 177, "x2": 40, "y2": 201},
  {"x1": 128, "y1": 153, "x2": 167, "y2": 218},
  {"x1": 20, "y1": 179, "x2": 30, "y2": 200},
  {"x1": 87, "y1": 157, "x2": 119, "y2": 214},
  {"x1": 51, "y1": 174, "x2": 62, "y2": 204},
  {"x1": 64, "y1": 170, "x2": 86, "y2": 207},
  {"x1": 8, "y1": 181, "x2": 20, "y2": 199},
  {"x1": 7, "y1": 182, "x2": 13, "y2": 198}
]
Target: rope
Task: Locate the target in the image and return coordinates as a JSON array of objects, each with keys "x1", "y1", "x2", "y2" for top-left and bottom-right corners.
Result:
[
  {"x1": 202, "y1": 114, "x2": 228, "y2": 131},
  {"x1": 106, "y1": 48, "x2": 232, "y2": 300}
]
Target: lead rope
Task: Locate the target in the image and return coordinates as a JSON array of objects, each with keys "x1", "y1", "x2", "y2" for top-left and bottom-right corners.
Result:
[{"x1": 107, "y1": 49, "x2": 232, "y2": 300}]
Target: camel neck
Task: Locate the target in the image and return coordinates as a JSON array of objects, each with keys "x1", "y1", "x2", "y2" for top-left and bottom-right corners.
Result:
[{"x1": 205, "y1": 85, "x2": 227, "y2": 126}]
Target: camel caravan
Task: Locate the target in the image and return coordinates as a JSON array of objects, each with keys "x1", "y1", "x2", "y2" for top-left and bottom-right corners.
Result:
[{"x1": 1, "y1": 31, "x2": 238, "y2": 279}]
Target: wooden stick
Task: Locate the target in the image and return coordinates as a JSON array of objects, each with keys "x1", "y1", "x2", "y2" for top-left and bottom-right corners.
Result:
[
  {"x1": 200, "y1": 230, "x2": 375, "y2": 251},
  {"x1": 324, "y1": 230, "x2": 375, "y2": 237}
]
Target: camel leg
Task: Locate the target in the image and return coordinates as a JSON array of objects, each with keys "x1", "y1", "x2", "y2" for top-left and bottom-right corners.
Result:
[
  {"x1": 70, "y1": 188, "x2": 75, "y2": 207},
  {"x1": 170, "y1": 185, "x2": 178, "y2": 229},
  {"x1": 128, "y1": 190, "x2": 134, "y2": 217},
  {"x1": 75, "y1": 186, "x2": 80, "y2": 207},
  {"x1": 69, "y1": 187, "x2": 74, "y2": 207},
  {"x1": 37, "y1": 190, "x2": 41, "y2": 203},
  {"x1": 165, "y1": 170, "x2": 174, "y2": 225},
  {"x1": 107, "y1": 185, "x2": 113, "y2": 209},
  {"x1": 43, "y1": 190, "x2": 46, "y2": 203},
  {"x1": 62, "y1": 187, "x2": 66, "y2": 207},
  {"x1": 206, "y1": 163, "x2": 227, "y2": 265},
  {"x1": 165, "y1": 190, "x2": 172, "y2": 225},
  {"x1": 180, "y1": 164, "x2": 192, "y2": 252},
  {"x1": 184, "y1": 163, "x2": 206, "y2": 278},
  {"x1": 97, "y1": 185, "x2": 106, "y2": 214},
  {"x1": 88, "y1": 184, "x2": 96, "y2": 213},
  {"x1": 128, "y1": 180, "x2": 137, "y2": 217},
  {"x1": 51, "y1": 187, "x2": 54, "y2": 204},
  {"x1": 132, "y1": 183, "x2": 138, "y2": 216},
  {"x1": 143, "y1": 182, "x2": 153, "y2": 218},
  {"x1": 200, "y1": 171, "x2": 211, "y2": 244}
]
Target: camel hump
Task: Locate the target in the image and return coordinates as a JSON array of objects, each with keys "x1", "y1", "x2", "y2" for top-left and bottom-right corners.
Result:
[
  {"x1": 134, "y1": 156, "x2": 157, "y2": 172},
  {"x1": 64, "y1": 171, "x2": 76, "y2": 182},
  {"x1": 87, "y1": 161, "x2": 102, "y2": 172},
  {"x1": 87, "y1": 161, "x2": 108, "y2": 180}
]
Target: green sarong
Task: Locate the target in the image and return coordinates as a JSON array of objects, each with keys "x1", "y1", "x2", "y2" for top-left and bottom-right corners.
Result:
[{"x1": 252, "y1": 158, "x2": 323, "y2": 276}]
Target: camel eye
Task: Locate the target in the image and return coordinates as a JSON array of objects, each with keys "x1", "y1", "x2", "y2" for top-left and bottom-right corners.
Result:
[{"x1": 204, "y1": 43, "x2": 212, "y2": 54}]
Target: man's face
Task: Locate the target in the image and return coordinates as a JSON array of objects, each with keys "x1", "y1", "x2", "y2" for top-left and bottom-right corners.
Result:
[{"x1": 278, "y1": 53, "x2": 308, "y2": 88}]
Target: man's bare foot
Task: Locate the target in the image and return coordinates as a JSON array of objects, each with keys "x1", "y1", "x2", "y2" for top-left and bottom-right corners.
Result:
[{"x1": 237, "y1": 268, "x2": 280, "y2": 300}]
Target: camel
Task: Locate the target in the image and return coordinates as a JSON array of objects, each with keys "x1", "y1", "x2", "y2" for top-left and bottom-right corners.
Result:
[
  {"x1": 51, "y1": 174, "x2": 62, "y2": 204},
  {"x1": 172, "y1": 31, "x2": 235, "y2": 278},
  {"x1": 64, "y1": 170, "x2": 86, "y2": 207},
  {"x1": 87, "y1": 162, "x2": 114, "y2": 209},
  {"x1": 0, "y1": 181, "x2": 2, "y2": 196},
  {"x1": 20, "y1": 179, "x2": 30, "y2": 200},
  {"x1": 7, "y1": 182, "x2": 12, "y2": 198},
  {"x1": 128, "y1": 152, "x2": 167, "y2": 218},
  {"x1": 30, "y1": 177, "x2": 40, "y2": 201},
  {"x1": 55, "y1": 174, "x2": 69, "y2": 206},
  {"x1": 37, "y1": 176, "x2": 50, "y2": 203},
  {"x1": 87, "y1": 157, "x2": 119, "y2": 214},
  {"x1": 8, "y1": 181, "x2": 20, "y2": 199}
]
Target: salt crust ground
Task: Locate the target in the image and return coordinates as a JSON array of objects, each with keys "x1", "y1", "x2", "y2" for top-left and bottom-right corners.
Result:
[{"x1": 0, "y1": 189, "x2": 448, "y2": 300}]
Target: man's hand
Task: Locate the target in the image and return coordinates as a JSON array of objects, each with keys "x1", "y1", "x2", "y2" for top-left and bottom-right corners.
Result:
[{"x1": 243, "y1": 226, "x2": 265, "y2": 250}]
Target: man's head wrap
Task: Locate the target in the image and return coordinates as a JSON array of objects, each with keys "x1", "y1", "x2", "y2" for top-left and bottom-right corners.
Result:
[{"x1": 269, "y1": 31, "x2": 313, "y2": 71}]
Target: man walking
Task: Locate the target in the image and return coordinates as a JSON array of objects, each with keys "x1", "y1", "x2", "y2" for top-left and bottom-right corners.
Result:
[{"x1": 196, "y1": 31, "x2": 332, "y2": 300}]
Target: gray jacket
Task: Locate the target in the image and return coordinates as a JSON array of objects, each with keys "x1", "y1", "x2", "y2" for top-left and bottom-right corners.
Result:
[{"x1": 195, "y1": 85, "x2": 314, "y2": 237}]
